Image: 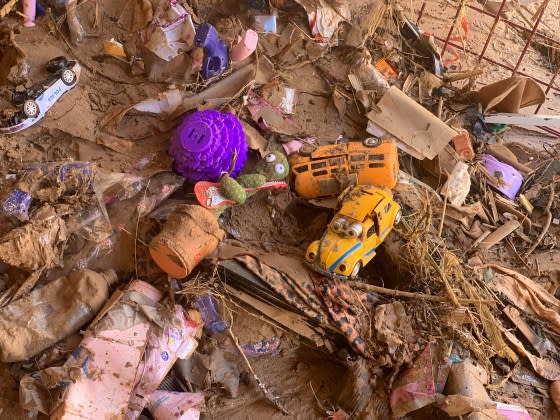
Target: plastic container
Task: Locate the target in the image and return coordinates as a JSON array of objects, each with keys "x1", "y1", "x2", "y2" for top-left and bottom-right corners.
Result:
[
  {"x1": 127, "y1": 305, "x2": 201, "y2": 418},
  {"x1": 0, "y1": 269, "x2": 117, "y2": 362},
  {"x1": 149, "y1": 205, "x2": 224, "y2": 278},
  {"x1": 23, "y1": 0, "x2": 36, "y2": 27},
  {"x1": 451, "y1": 128, "x2": 475, "y2": 161},
  {"x1": 50, "y1": 280, "x2": 163, "y2": 419},
  {"x1": 480, "y1": 154, "x2": 523, "y2": 200}
]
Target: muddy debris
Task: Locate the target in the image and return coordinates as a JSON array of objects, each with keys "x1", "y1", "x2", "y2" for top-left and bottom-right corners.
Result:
[{"x1": 0, "y1": 0, "x2": 560, "y2": 418}]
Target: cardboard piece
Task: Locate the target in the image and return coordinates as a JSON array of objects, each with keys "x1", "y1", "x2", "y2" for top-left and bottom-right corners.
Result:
[
  {"x1": 477, "y1": 76, "x2": 545, "y2": 113},
  {"x1": 367, "y1": 87, "x2": 457, "y2": 160}
]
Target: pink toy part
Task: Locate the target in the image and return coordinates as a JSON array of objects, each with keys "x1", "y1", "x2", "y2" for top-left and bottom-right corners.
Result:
[
  {"x1": 50, "y1": 280, "x2": 163, "y2": 419},
  {"x1": 282, "y1": 139, "x2": 303, "y2": 156},
  {"x1": 146, "y1": 391, "x2": 205, "y2": 420},
  {"x1": 230, "y1": 30, "x2": 258, "y2": 63},
  {"x1": 23, "y1": 0, "x2": 36, "y2": 27}
]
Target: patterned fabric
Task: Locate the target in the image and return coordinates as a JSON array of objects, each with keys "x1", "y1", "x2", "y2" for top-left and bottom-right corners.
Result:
[{"x1": 233, "y1": 254, "x2": 378, "y2": 357}]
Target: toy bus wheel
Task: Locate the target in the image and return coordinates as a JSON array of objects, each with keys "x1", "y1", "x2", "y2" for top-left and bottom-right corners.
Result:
[
  {"x1": 46, "y1": 56, "x2": 69, "y2": 73},
  {"x1": 299, "y1": 143, "x2": 317, "y2": 156},
  {"x1": 23, "y1": 99, "x2": 39, "y2": 118},
  {"x1": 350, "y1": 261, "x2": 361, "y2": 279},
  {"x1": 61, "y1": 69, "x2": 77, "y2": 86},
  {"x1": 363, "y1": 137, "x2": 380, "y2": 147},
  {"x1": 394, "y1": 209, "x2": 402, "y2": 225}
]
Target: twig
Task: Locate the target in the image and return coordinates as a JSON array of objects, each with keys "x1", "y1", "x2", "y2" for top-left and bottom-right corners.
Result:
[
  {"x1": 347, "y1": 281, "x2": 494, "y2": 304},
  {"x1": 524, "y1": 180, "x2": 555, "y2": 258},
  {"x1": 135, "y1": 179, "x2": 151, "y2": 279},
  {"x1": 438, "y1": 195, "x2": 447, "y2": 237},
  {"x1": 226, "y1": 312, "x2": 289, "y2": 415}
]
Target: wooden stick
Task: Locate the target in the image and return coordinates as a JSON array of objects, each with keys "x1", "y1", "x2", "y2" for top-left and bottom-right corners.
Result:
[
  {"x1": 438, "y1": 194, "x2": 447, "y2": 237},
  {"x1": 227, "y1": 326, "x2": 289, "y2": 415},
  {"x1": 346, "y1": 281, "x2": 494, "y2": 304}
]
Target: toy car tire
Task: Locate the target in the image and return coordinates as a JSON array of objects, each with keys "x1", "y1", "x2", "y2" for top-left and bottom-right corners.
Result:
[
  {"x1": 394, "y1": 209, "x2": 402, "y2": 225},
  {"x1": 299, "y1": 143, "x2": 317, "y2": 156},
  {"x1": 46, "y1": 56, "x2": 69, "y2": 73},
  {"x1": 23, "y1": 99, "x2": 39, "y2": 118},
  {"x1": 61, "y1": 69, "x2": 77, "y2": 86},
  {"x1": 350, "y1": 261, "x2": 361, "y2": 279},
  {"x1": 363, "y1": 137, "x2": 381, "y2": 147}
]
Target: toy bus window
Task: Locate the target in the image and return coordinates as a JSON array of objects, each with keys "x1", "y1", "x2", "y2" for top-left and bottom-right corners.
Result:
[
  {"x1": 368, "y1": 163, "x2": 384, "y2": 168},
  {"x1": 312, "y1": 170, "x2": 328, "y2": 176},
  {"x1": 329, "y1": 158, "x2": 340, "y2": 165},
  {"x1": 384, "y1": 203, "x2": 391, "y2": 213},
  {"x1": 367, "y1": 225, "x2": 376, "y2": 238},
  {"x1": 331, "y1": 167, "x2": 339, "y2": 173},
  {"x1": 350, "y1": 155, "x2": 364, "y2": 162},
  {"x1": 311, "y1": 161, "x2": 326, "y2": 170},
  {"x1": 294, "y1": 165, "x2": 308, "y2": 173},
  {"x1": 368, "y1": 154, "x2": 384, "y2": 161}
]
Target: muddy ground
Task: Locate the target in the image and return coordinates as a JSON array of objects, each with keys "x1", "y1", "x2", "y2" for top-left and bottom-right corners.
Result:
[{"x1": 0, "y1": 0, "x2": 559, "y2": 418}]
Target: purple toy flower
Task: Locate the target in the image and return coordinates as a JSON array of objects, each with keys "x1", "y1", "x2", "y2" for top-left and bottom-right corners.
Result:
[{"x1": 169, "y1": 110, "x2": 248, "y2": 183}]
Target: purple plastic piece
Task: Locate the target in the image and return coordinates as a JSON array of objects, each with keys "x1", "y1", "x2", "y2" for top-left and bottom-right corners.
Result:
[
  {"x1": 195, "y1": 294, "x2": 229, "y2": 334},
  {"x1": 1, "y1": 188, "x2": 32, "y2": 219},
  {"x1": 194, "y1": 23, "x2": 228, "y2": 80},
  {"x1": 169, "y1": 110, "x2": 248, "y2": 183},
  {"x1": 219, "y1": 337, "x2": 281, "y2": 357},
  {"x1": 480, "y1": 154, "x2": 523, "y2": 200}
]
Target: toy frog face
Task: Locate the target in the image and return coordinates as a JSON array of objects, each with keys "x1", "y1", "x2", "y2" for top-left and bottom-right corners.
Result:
[{"x1": 256, "y1": 151, "x2": 289, "y2": 181}]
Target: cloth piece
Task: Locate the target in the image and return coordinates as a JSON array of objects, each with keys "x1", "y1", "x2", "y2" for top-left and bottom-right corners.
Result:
[{"x1": 223, "y1": 250, "x2": 377, "y2": 357}]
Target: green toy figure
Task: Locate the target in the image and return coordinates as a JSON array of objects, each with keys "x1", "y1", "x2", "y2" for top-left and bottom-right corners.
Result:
[{"x1": 220, "y1": 151, "x2": 290, "y2": 204}]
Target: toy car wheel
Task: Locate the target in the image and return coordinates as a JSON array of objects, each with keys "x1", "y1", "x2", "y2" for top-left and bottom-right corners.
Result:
[
  {"x1": 394, "y1": 209, "x2": 402, "y2": 225},
  {"x1": 23, "y1": 99, "x2": 39, "y2": 118},
  {"x1": 61, "y1": 69, "x2": 77, "y2": 86},
  {"x1": 46, "y1": 56, "x2": 69, "y2": 73},
  {"x1": 350, "y1": 261, "x2": 361, "y2": 279},
  {"x1": 299, "y1": 143, "x2": 317, "y2": 156},
  {"x1": 363, "y1": 137, "x2": 381, "y2": 147}
]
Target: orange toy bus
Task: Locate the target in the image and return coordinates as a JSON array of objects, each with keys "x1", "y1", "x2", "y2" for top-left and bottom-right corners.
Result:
[{"x1": 289, "y1": 138, "x2": 399, "y2": 199}]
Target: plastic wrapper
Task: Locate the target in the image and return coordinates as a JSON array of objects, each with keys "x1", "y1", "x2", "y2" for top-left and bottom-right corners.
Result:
[
  {"x1": 145, "y1": 391, "x2": 204, "y2": 420},
  {"x1": 20, "y1": 280, "x2": 163, "y2": 416},
  {"x1": 136, "y1": 172, "x2": 185, "y2": 216},
  {"x1": 127, "y1": 305, "x2": 201, "y2": 418}
]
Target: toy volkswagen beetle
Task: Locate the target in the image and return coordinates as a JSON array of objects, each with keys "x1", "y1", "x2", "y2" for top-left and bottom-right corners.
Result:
[
  {"x1": 306, "y1": 185, "x2": 401, "y2": 279},
  {"x1": 0, "y1": 56, "x2": 81, "y2": 134}
]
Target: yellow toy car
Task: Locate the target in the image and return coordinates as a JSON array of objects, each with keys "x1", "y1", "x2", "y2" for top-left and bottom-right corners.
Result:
[{"x1": 305, "y1": 185, "x2": 401, "y2": 278}]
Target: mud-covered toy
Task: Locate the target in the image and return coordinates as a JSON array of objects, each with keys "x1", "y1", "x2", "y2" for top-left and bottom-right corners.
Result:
[
  {"x1": 0, "y1": 56, "x2": 81, "y2": 134},
  {"x1": 195, "y1": 151, "x2": 289, "y2": 211},
  {"x1": 169, "y1": 110, "x2": 248, "y2": 183}
]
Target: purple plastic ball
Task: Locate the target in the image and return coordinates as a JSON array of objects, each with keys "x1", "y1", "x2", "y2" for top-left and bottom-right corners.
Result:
[{"x1": 169, "y1": 110, "x2": 248, "y2": 183}]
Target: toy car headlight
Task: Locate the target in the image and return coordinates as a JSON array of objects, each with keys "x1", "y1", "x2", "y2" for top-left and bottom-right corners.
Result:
[
  {"x1": 331, "y1": 217, "x2": 346, "y2": 234},
  {"x1": 347, "y1": 223, "x2": 363, "y2": 238}
]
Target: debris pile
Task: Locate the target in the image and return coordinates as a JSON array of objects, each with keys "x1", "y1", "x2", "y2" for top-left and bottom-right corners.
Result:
[{"x1": 0, "y1": 0, "x2": 559, "y2": 418}]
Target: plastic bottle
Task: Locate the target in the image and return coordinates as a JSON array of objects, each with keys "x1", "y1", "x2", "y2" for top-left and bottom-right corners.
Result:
[
  {"x1": 50, "y1": 280, "x2": 163, "y2": 419},
  {"x1": 0, "y1": 269, "x2": 117, "y2": 363},
  {"x1": 22, "y1": 0, "x2": 36, "y2": 27}
]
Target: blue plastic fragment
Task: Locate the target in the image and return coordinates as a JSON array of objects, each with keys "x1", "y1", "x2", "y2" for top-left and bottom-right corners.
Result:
[{"x1": 194, "y1": 23, "x2": 228, "y2": 80}]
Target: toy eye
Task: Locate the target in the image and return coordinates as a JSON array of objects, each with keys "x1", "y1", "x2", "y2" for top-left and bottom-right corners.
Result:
[
  {"x1": 274, "y1": 163, "x2": 285, "y2": 174},
  {"x1": 347, "y1": 223, "x2": 362, "y2": 238},
  {"x1": 265, "y1": 153, "x2": 276, "y2": 162},
  {"x1": 331, "y1": 217, "x2": 346, "y2": 233}
]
